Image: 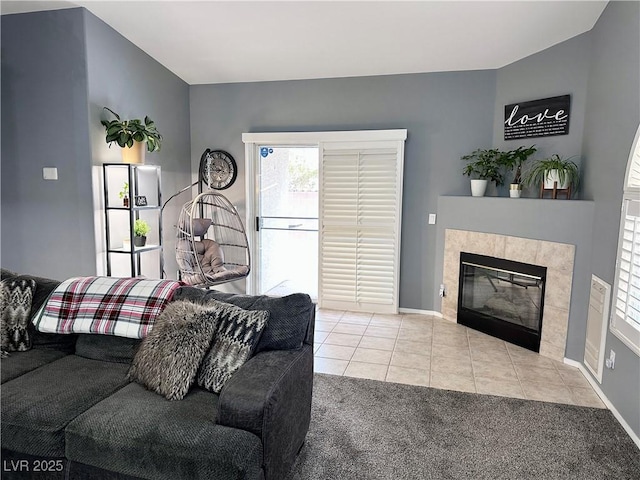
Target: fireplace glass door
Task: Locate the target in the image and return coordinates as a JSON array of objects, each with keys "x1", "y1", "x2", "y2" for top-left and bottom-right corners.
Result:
[{"x1": 458, "y1": 252, "x2": 546, "y2": 352}]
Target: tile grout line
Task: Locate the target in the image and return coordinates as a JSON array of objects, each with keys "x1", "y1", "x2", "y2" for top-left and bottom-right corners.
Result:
[
  {"x1": 506, "y1": 343, "x2": 529, "y2": 401},
  {"x1": 343, "y1": 312, "x2": 370, "y2": 378},
  {"x1": 466, "y1": 327, "x2": 479, "y2": 393},
  {"x1": 428, "y1": 317, "x2": 436, "y2": 388},
  {"x1": 384, "y1": 317, "x2": 402, "y2": 383}
]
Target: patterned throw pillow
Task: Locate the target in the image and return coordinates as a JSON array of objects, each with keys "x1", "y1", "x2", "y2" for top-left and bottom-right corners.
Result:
[
  {"x1": 0, "y1": 277, "x2": 37, "y2": 356},
  {"x1": 197, "y1": 300, "x2": 269, "y2": 394},
  {"x1": 127, "y1": 301, "x2": 219, "y2": 401}
]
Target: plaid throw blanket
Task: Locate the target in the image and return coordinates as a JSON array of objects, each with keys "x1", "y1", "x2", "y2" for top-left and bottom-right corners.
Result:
[{"x1": 34, "y1": 277, "x2": 182, "y2": 339}]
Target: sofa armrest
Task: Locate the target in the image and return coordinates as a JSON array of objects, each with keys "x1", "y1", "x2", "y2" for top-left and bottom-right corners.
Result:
[{"x1": 216, "y1": 345, "x2": 313, "y2": 480}]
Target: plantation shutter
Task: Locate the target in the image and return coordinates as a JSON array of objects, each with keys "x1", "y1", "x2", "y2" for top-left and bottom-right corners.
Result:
[
  {"x1": 615, "y1": 199, "x2": 640, "y2": 330},
  {"x1": 319, "y1": 135, "x2": 405, "y2": 314},
  {"x1": 611, "y1": 125, "x2": 640, "y2": 355},
  {"x1": 627, "y1": 142, "x2": 640, "y2": 188}
]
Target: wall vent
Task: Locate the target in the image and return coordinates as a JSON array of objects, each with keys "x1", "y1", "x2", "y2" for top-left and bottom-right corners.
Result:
[{"x1": 584, "y1": 275, "x2": 611, "y2": 383}]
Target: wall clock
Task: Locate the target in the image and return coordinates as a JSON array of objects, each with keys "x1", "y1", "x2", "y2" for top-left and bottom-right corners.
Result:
[{"x1": 200, "y1": 149, "x2": 237, "y2": 190}]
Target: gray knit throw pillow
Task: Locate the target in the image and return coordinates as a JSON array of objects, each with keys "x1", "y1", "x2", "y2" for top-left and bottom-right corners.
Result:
[
  {"x1": 127, "y1": 300, "x2": 218, "y2": 401},
  {"x1": 197, "y1": 299, "x2": 269, "y2": 393},
  {"x1": 1, "y1": 277, "x2": 36, "y2": 357}
]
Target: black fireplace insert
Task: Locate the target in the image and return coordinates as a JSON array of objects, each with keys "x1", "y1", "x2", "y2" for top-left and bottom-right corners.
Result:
[{"x1": 457, "y1": 252, "x2": 547, "y2": 352}]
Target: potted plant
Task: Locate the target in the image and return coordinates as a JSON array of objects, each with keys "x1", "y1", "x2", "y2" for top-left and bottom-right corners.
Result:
[
  {"x1": 133, "y1": 219, "x2": 151, "y2": 247},
  {"x1": 461, "y1": 148, "x2": 505, "y2": 196},
  {"x1": 101, "y1": 107, "x2": 163, "y2": 164},
  {"x1": 118, "y1": 182, "x2": 129, "y2": 207},
  {"x1": 523, "y1": 154, "x2": 580, "y2": 195},
  {"x1": 500, "y1": 145, "x2": 537, "y2": 198}
]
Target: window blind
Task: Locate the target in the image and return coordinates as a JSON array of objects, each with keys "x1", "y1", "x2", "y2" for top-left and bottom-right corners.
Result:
[
  {"x1": 627, "y1": 147, "x2": 640, "y2": 189},
  {"x1": 615, "y1": 199, "x2": 640, "y2": 330},
  {"x1": 319, "y1": 144, "x2": 404, "y2": 313},
  {"x1": 611, "y1": 125, "x2": 640, "y2": 355}
]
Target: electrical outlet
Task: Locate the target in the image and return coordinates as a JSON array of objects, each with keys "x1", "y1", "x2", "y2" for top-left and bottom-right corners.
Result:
[
  {"x1": 439, "y1": 283, "x2": 446, "y2": 298},
  {"x1": 428, "y1": 214, "x2": 437, "y2": 225},
  {"x1": 605, "y1": 349, "x2": 616, "y2": 369}
]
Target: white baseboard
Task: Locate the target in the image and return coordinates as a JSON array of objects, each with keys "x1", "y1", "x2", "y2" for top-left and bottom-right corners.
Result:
[
  {"x1": 399, "y1": 308, "x2": 443, "y2": 318},
  {"x1": 564, "y1": 358, "x2": 640, "y2": 449}
]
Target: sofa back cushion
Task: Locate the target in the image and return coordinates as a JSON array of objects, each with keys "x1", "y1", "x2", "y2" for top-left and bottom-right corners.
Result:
[
  {"x1": 75, "y1": 334, "x2": 141, "y2": 364},
  {"x1": 24, "y1": 274, "x2": 78, "y2": 351},
  {"x1": 173, "y1": 287, "x2": 314, "y2": 353}
]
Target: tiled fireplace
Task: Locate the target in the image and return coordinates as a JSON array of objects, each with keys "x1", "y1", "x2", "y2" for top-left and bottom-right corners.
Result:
[{"x1": 442, "y1": 229, "x2": 575, "y2": 361}]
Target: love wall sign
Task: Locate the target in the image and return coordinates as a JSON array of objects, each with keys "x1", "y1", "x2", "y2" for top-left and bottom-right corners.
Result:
[{"x1": 504, "y1": 95, "x2": 571, "y2": 140}]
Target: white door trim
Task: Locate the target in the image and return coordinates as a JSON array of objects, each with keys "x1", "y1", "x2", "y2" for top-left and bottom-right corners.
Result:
[{"x1": 243, "y1": 129, "x2": 407, "y2": 297}]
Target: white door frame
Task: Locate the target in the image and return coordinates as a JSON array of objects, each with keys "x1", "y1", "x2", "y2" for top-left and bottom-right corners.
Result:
[{"x1": 242, "y1": 130, "x2": 407, "y2": 297}]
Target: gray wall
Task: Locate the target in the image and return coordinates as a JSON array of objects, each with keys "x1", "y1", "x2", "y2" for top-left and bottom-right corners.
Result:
[
  {"x1": 581, "y1": 1, "x2": 640, "y2": 437},
  {"x1": 492, "y1": 31, "x2": 592, "y2": 197},
  {"x1": 83, "y1": 10, "x2": 191, "y2": 280},
  {"x1": 1, "y1": 8, "x2": 191, "y2": 281},
  {"x1": 190, "y1": 71, "x2": 497, "y2": 306},
  {"x1": 1, "y1": 9, "x2": 94, "y2": 279}
]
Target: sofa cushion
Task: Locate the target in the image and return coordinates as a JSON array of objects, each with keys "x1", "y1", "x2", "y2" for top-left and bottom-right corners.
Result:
[
  {"x1": 173, "y1": 287, "x2": 313, "y2": 353},
  {"x1": 127, "y1": 301, "x2": 218, "y2": 401},
  {"x1": 197, "y1": 300, "x2": 268, "y2": 394},
  {"x1": 0, "y1": 348, "x2": 69, "y2": 384},
  {"x1": 65, "y1": 382, "x2": 264, "y2": 480},
  {"x1": 75, "y1": 334, "x2": 141, "y2": 364},
  {"x1": 27, "y1": 274, "x2": 62, "y2": 319},
  {"x1": 1, "y1": 268, "x2": 18, "y2": 280},
  {"x1": 1, "y1": 276, "x2": 36, "y2": 354},
  {"x1": 1, "y1": 355, "x2": 130, "y2": 457},
  {"x1": 22, "y1": 273, "x2": 77, "y2": 352}
]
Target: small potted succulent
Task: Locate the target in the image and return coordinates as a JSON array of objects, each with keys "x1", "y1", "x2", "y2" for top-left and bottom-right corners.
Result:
[
  {"x1": 461, "y1": 148, "x2": 505, "y2": 196},
  {"x1": 101, "y1": 107, "x2": 163, "y2": 164},
  {"x1": 118, "y1": 182, "x2": 129, "y2": 207},
  {"x1": 523, "y1": 154, "x2": 580, "y2": 195},
  {"x1": 133, "y1": 219, "x2": 151, "y2": 247}
]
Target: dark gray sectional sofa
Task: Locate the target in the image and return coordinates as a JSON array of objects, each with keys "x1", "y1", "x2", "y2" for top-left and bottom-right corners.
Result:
[{"x1": 1, "y1": 271, "x2": 315, "y2": 480}]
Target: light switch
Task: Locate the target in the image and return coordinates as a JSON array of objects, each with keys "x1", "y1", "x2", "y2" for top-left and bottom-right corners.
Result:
[
  {"x1": 428, "y1": 213, "x2": 436, "y2": 224},
  {"x1": 43, "y1": 167, "x2": 58, "y2": 180}
]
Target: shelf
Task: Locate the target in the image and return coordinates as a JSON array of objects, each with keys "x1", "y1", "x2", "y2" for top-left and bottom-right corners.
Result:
[
  {"x1": 106, "y1": 206, "x2": 161, "y2": 211},
  {"x1": 108, "y1": 244, "x2": 161, "y2": 254},
  {"x1": 103, "y1": 163, "x2": 163, "y2": 277}
]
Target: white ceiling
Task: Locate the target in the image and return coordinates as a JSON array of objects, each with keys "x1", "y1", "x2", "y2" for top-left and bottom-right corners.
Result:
[{"x1": 2, "y1": 1, "x2": 608, "y2": 85}]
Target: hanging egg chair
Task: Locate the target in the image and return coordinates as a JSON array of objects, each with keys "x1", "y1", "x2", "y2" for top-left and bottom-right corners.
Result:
[{"x1": 176, "y1": 191, "x2": 250, "y2": 287}]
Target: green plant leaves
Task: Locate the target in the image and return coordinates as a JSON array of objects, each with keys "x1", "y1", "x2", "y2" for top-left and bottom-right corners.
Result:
[
  {"x1": 521, "y1": 154, "x2": 580, "y2": 190},
  {"x1": 461, "y1": 148, "x2": 505, "y2": 185},
  {"x1": 134, "y1": 219, "x2": 151, "y2": 237},
  {"x1": 101, "y1": 107, "x2": 163, "y2": 152}
]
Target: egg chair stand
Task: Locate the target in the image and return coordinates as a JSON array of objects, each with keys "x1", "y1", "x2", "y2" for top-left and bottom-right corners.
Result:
[{"x1": 175, "y1": 191, "x2": 250, "y2": 287}]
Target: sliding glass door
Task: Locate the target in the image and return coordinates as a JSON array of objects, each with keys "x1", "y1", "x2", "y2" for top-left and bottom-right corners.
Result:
[{"x1": 257, "y1": 146, "x2": 319, "y2": 299}]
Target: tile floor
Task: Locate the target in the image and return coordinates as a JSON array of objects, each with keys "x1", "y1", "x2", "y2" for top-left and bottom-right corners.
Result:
[{"x1": 314, "y1": 309, "x2": 605, "y2": 409}]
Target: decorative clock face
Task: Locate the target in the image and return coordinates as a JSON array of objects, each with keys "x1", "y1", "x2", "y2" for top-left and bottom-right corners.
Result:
[{"x1": 200, "y1": 149, "x2": 237, "y2": 190}]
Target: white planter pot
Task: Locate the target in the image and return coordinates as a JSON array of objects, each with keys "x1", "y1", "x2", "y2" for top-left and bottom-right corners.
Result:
[
  {"x1": 121, "y1": 140, "x2": 146, "y2": 164},
  {"x1": 470, "y1": 179, "x2": 488, "y2": 197},
  {"x1": 509, "y1": 184, "x2": 522, "y2": 198},
  {"x1": 543, "y1": 169, "x2": 570, "y2": 189}
]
